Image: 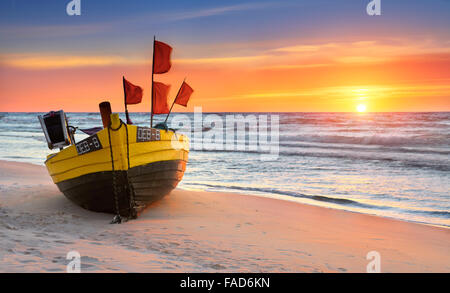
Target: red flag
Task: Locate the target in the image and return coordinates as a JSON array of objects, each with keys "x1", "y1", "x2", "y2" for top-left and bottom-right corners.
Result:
[
  {"x1": 175, "y1": 81, "x2": 194, "y2": 107},
  {"x1": 152, "y1": 82, "x2": 170, "y2": 114},
  {"x1": 153, "y1": 40, "x2": 172, "y2": 74},
  {"x1": 123, "y1": 77, "x2": 143, "y2": 105}
]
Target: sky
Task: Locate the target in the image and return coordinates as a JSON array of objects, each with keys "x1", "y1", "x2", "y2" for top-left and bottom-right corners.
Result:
[{"x1": 0, "y1": 0, "x2": 449, "y2": 112}]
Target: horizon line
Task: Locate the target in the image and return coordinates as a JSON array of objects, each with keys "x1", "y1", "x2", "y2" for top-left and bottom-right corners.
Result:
[{"x1": 2, "y1": 111, "x2": 450, "y2": 114}]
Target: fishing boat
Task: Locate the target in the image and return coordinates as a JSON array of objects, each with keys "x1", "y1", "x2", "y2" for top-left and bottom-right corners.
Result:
[{"x1": 38, "y1": 38, "x2": 194, "y2": 222}]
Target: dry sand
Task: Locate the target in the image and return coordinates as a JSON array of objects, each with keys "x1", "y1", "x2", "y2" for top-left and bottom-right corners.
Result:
[{"x1": 0, "y1": 160, "x2": 449, "y2": 273}]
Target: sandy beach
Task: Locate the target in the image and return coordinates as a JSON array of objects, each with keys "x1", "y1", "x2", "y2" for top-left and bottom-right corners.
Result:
[{"x1": 0, "y1": 160, "x2": 449, "y2": 273}]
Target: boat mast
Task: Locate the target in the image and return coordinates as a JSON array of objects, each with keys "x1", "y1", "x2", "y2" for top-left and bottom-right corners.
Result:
[
  {"x1": 123, "y1": 76, "x2": 130, "y2": 124},
  {"x1": 150, "y1": 36, "x2": 155, "y2": 128}
]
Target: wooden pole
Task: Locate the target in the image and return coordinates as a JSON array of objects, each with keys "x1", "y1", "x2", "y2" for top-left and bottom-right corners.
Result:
[
  {"x1": 99, "y1": 101, "x2": 112, "y2": 128},
  {"x1": 123, "y1": 76, "x2": 131, "y2": 124},
  {"x1": 165, "y1": 78, "x2": 185, "y2": 124},
  {"x1": 150, "y1": 36, "x2": 155, "y2": 128}
]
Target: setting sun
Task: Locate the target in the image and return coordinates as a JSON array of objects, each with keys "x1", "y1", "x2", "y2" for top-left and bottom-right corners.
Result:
[{"x1": 356, "y1": 104, "x2": 367, "y2": 112}]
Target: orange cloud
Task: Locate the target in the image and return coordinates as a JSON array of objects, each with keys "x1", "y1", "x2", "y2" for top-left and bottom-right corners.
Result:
[{"x1": 0, "y1": 54, "x2": 144, "y2": 69}]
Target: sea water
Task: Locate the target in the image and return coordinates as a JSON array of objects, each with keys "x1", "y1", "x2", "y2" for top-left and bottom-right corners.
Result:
[{"x1": 0, "y1": 112, "x2": 448, "y2": 227}]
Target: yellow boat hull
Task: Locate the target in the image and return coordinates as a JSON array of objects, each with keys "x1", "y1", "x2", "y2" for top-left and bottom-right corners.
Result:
[{"x1": 44, "y1": 114, "x2": 189, "y2": 216}]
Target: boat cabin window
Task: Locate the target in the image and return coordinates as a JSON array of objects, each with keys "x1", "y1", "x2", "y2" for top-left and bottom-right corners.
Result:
[{"x1": 38, "y1": 110, "x2": 72, "y2": 149}]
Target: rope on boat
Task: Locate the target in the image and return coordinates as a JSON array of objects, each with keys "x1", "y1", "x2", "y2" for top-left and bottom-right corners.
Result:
[
  {"x1": 124, "y1": 123, "x2": 137, "y2": 219},
  {"x1": 107, "y1": 122, "x2": 122, "y2": 224},
  {"x1": 107, "y1": 119, "x2": 137, "y2": 224}
]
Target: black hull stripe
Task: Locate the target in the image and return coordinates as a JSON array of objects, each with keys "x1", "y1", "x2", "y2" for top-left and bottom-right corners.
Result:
[{"x1": 56, "y1": 160, "x2": 186, "y2": 216}]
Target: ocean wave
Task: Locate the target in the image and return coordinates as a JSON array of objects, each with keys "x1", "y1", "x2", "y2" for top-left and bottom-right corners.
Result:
[
  {"x1": 193, "y1": 147, "x2": 450, "y2": 172},
  {"x1": 283, "y1": 133, "x2": 449, "y2": 147},
  {"x1": 277, "y1": 150, "x2": 450, "y2": 172},
  {"x1": 278, "y1": 142, "x2": 450, "y2": 156},
  {"x1": 285, "y1": 119, "x2": 450, "y2": 129},
  {"x1": 280, "y1": 111, "x2": 446, "y2": 120},
  {"x1": 187, "y1": 182, "x2": 376, "y2": 208},
  {"x1": 0, "y1": 133, "x2": 47, "y2": 142},
  {"x1": 185, "y1": 183, "x2": 450, "y2": 219},
  {"x1": 415, "y1": 210, "x2": 450, "y2": 217}
]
